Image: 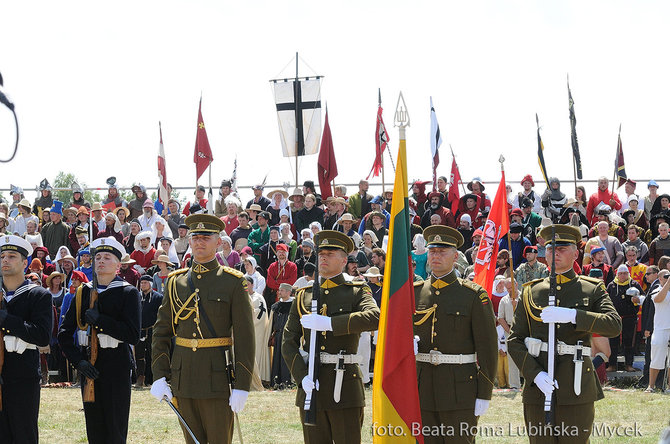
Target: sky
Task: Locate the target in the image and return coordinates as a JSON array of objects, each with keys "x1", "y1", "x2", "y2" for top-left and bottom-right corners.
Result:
[{"x1": 1, "y1": 1, "x2": 669, "y2": 203}]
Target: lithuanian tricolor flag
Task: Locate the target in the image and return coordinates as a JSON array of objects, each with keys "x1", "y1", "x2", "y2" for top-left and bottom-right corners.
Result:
[{"x1": 372, "y1": 130, "x2": 423, "y2": 443}]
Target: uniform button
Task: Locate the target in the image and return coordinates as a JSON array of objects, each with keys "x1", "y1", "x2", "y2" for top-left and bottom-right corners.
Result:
[
  {"x1": 470, "y1": 375, "x2": 473, "y2": 379},
  {"x1": 433, "y1": 332, "x2": 437, "y2": 336},
  {"x1": 433, "y1": 347, "x2": 438, "y2": 351},
  {"x1": 353, "y1": 374, "x2": 357, "y2": 377},
  {"x1": 557, "y1": 285, "x2": 561, "y2": 291},
  {"x1": 217, "y1": 298, "x2": 221, "y2": 302},
  {"x1": 339, "y1": 308, "x2": 343, "y2": 312},
  {"x1": 456, "y1": 312, "x2": 460, "y2": 315},
  {"x1": 195, "y1": 289, "x2": 200, "y2": 293},
  {"x1": 435, "y1": 290, "x2": 440, "y2": 295},
  {"x1": 192, "y1": 333, "x2": 196, "y2": 337},
  {"x1": 556, "y1": 325, "x2": 561, "y2": 329},
  {"x1": 320, "y1": 346, "x2": 325, "y2": 350},
  {"x1": 197, "y1": 275, "x2": 202, "y2": 279},
  {"x1": 433, "y1": 304, "x2": 437, "y2": 308},
  {"x1": 324, "y1": 290, "x2": 329, "y2": 294},
  {"x1": 587, "y1": 367, "x2": 591, "y2": 372}
]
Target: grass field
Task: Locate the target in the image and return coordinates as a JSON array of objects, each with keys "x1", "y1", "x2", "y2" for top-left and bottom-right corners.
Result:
[{"x1": 36, "y1": 386, "x2": 668, "y2": 443}]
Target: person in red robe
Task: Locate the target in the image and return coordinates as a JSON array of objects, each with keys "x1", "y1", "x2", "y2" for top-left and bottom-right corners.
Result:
[
  {"x1": 264, "y1": 243, "x2": 298, "y2": 307},
  {"x1": 130, "y1": 231, "x2": 156, "y2": 274},
  {"x1": 586, "y1": 176, "x2": 623, "y2": 224}
]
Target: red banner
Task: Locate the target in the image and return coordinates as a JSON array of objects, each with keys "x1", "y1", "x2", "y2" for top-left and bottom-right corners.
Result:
[{"x1": 473, "y1": 171, "x2": 509, "y2": 296}]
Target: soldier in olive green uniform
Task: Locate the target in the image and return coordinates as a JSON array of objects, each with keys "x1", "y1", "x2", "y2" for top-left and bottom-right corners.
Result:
[
  {"x1": 282, "y1": 230, "x2": 380, "y2": 444},
  {"x1": 151, "y1": 214, "x2": 255, "y2": 444},
  {"x1": 413, "y1": 225, "x2": 498, "y2": 444},
  {"x1": 508, "y1": 225, "x2": 622, "y2": 444}
]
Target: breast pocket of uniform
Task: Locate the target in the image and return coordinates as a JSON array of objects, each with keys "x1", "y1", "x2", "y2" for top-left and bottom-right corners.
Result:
[
  {"x1": 206, "y1": 292, "x2": 231, "y2": 317},
  {"x1": 441, "y1": 305, "x2": 470, "y2": 330},
  {"x1": 327, "y1": 302, "x2": 353, "y2": 317}
]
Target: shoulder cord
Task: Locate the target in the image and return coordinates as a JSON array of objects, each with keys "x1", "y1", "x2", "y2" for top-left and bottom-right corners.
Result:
[
  {"x1": 167, "y1": 274, "x2": 202, "y2": 338},
  {"x1": 523, "y1": 284, "x2": 543, "y2": 323}
]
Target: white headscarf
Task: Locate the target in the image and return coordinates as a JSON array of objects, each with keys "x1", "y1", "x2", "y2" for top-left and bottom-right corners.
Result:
[{"x1": 105, "y1": 212, "x2": 122, "y2": 233}]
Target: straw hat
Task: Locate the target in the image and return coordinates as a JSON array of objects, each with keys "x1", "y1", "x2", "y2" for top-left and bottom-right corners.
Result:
[
  {"x1": 114, "y1": 206, "x2": 130, "y2": 218},
  {"x1": 18, "y1": 199, "x2": 32, "y2": 210},
  {"x1": 57, "y1": 254, "x2": 78, "y2": 266},
  {"x1": 248, "y1": 204, "x2": 262, "y2": 212},
  {"x1": 266, "y1": 189, "x2": 289, "y2": 199},
  {"x1": 289, "y1": 188, "x2": 303, "y2": 201},
  {"x1": 46, "y1": 272, "x2": 66, "y2": 287},
  {"x1": 151, "y1": 254, "x2": 173, "y2": 266},
  {"x1": 336, "y1": 213, "x2": 354, "y2": 225},
  {"x1": 362, "y1": 266, "x2": 383, "y2": 278},
  {"x1": 91, "y1": 202, "x2": 103, "y2": 212},
  {"x1": 120, "y1": 254, "x2": 136, "y2": 265}
]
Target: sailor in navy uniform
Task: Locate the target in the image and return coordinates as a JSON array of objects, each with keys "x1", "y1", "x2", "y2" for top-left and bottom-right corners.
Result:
[
  {"x1": 58, "y1": 237, "x2": 141, "y2": 444},
  {"x1": 0, "y1": 235, "x2": 53, "y2": 444}
]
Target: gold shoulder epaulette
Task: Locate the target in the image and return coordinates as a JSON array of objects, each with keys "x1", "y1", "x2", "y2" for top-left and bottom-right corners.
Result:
[
  {"x1": 344, "y1": 280, "x2": 365, "y2": 286},
  {"x1": 297, "y1": 284, "x2": 314, "y2": 292},
  {"x1": 523, "y1": 278, "x2": 545, "y2": 287},
  {"x1": 222, "y1": 266, "x2": 244, "y2": 278},
  {"x1": 461, "y1": 279, "x2": 484, "y2": 293},
  {"x1": 168, "y1": 268, "x2": 188, "y2": 278},
  {"x1": 579, "y1": 275, "x2": 602, "y2": 285}
]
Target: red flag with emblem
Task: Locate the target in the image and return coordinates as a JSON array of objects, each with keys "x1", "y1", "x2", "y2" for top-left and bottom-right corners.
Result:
[
  {"x1": 194, "y1": 97, "x2": 213, "y2": 181},
  {"x1": 473, "y1": 171, "x2": 509, "y2": 296}
]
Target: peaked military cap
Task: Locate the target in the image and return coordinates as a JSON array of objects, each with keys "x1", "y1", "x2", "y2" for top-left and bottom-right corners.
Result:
[
  {"x1": 0, "y1": 234, "x2": 33, "y2": 258},
  {"x1": 423, "y1": 225, "x2": 464, "y2": 249},
  {"x1": 185, "y1": 213, "x2": 225, "y2": 235},
  {"x1": 314, "y1": 230, "x2": 354, "y2": 254},
  {"x1": 539, "y1": 224, "x2": 581, "y2": 246},
  {"x1": 91, "y1": 236, "x2": 125, "y2": 260}
]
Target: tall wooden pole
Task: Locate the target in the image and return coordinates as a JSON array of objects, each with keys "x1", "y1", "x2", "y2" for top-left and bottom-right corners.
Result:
[
  {"x1": 500, "y1": 155, "x2": 517, "y2": 299},
  {"x1": 295, "y1": 52, "x2": 299, "y2": 188}
]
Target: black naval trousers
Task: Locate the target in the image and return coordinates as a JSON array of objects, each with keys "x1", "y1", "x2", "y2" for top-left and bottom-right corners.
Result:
[
  {"x1": 0, "y1": 376, "x2": 41, "y2": 444},
  {"x1": 81, "y1": 362, "x2": 133, "y2": 444}
]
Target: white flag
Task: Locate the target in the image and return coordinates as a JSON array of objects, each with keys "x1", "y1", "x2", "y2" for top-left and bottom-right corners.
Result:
[
  {"x1": 157, "y1": 122, "x2": 169, "y2": 210},
  {"x1": 273, "y1": 78, "x2": 322, "y2": 157}
]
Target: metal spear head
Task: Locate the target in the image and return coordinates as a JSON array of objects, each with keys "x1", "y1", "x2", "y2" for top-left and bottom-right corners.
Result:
[{"x1": 394, "y1": 91, "x2": 410, "y2": 128}]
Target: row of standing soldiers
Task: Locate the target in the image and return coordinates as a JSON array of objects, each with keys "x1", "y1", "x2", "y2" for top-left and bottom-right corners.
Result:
[{"x1": 0, "y1": 217, "x2": 621, "y2": 444}]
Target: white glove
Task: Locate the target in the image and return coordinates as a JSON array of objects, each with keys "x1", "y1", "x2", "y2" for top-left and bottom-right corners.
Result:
[
  {"x1": 229, "y1": 389, "x2": 249, "y2": 413},
  {"x1": 3, "y1": 335, "x2": 16, "y2": 352},
  {"x1": 76, "y1": 330, "x2": 90, "y2": 346},
  {"x1": 474, "y1": 398, "x2": 489, "y2": 416},
  {"x1": 150, "y1": 377, "x2": 173, "y2": 402},
  {"x1": 301, "y1": 375, "x2": 320, "y2": 395},
  {"x1": 540, "y1": 306, "x2": 576, "y2": 324},
  {"x1": 533, "y1": 371, "x2": 559, "y2": 398},
  {"x1": 413, "y1": 336, "x2": 420, "y2": 356},
  {"x1": 300, "y1": 314, "x2": 333, "y2": 331}
]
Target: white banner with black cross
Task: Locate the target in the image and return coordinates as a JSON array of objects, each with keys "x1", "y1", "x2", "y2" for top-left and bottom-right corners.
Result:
[{"x1": 273, "y1": 78, "x2": 322, "y2": 157}]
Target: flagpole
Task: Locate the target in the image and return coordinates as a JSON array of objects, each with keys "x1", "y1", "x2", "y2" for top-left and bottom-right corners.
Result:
[
  {"x1": 294, "y1": 52, "x2": 300, "y2": 188},
  {"x1": 499, "y1": 155, "x2": 517, "y2": 299}
]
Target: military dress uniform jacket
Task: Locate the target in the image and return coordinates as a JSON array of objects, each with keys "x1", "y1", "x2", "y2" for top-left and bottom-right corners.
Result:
[
  {"x1": 507, "y1": 270, "x2": 622, "y2": 406},
  {"x1": 413, "y1": 272, "x2": 498, "y2": 412},
  {"x1": 282, "y1": 273, "x2": 380, "y2": 410},
  {"x1": 1, "y1": 282, "x2": 53, "y2": 381},
  {"x1": 151, "y1": 258, "x2": 255, "y2": 399},
  {"x1": 58, "y1": 279, "x2": 141, "y2": 375}
]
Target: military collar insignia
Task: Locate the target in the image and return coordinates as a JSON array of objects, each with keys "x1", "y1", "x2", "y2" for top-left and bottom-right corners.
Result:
[
  {"x1": 320, "y1": 279, "x2": 338, "y2": 289},
  {"x1": 192, "y1": 263, "x2": 210, "y2": 274}
]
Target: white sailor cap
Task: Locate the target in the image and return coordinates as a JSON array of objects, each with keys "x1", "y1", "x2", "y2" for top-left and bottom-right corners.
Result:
[
  {"x1": 91, "y1": 237, "x2": 125, "y2": 260},
  {"x1": 0, "y1": 235, "x2": 34, "y2": 258}
]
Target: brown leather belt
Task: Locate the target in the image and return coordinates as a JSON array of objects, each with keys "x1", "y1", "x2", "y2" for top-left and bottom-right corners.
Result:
[{"x1": 175, "y1": 337, "x2": 232, "y2": 351}]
